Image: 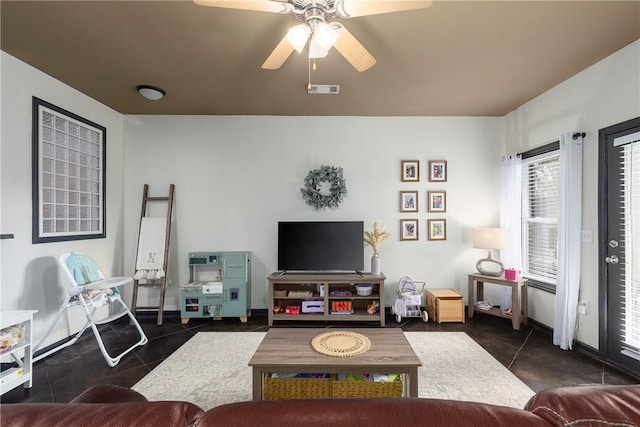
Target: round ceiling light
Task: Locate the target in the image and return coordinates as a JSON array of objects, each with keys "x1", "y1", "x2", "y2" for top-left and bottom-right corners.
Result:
[{"x1": 136, "y1": 85, "x2": 166, "y2": 101}]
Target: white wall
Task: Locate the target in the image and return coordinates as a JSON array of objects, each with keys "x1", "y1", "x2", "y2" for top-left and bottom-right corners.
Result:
[
  {"x1": 504, "y1": 40, "x2": 640, "y2": 349},
  {"x1": 0, "y1": 52, "x2": 125, "y2": 348},
  {"x1": 122, "y1": 116, "x2": 504, "y2": 311}
]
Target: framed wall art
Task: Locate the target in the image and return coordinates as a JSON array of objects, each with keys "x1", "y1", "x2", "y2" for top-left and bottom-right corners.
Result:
[
  {"x1": 428, "y1": 219, "x2": 447, "y2": 241},
  {"x1": 32, "y1": 97, "x2": 106, "y2": 243},
  {"x1": 428, "y1": 160, "x2": 447, "y2": 182},
  {"x1": 401, "y1": 160, "x2": 420, "y2": 182},
  {"x1": 427, "y1": 191, "x2": 446, "y2": 213},
  {"x1": 400, "y1": 191, "x2": 418, "y2": 213},
  {"x1": 400, "y1": 219, "x2": 419, "y2": 241}
]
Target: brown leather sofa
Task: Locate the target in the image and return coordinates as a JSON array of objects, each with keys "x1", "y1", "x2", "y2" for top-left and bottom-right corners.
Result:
[{"x1": 1, "y1": 384, "x2": 639, "y2": 426}]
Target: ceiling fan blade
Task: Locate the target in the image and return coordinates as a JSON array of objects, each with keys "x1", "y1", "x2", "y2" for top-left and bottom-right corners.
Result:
[
  {"x1": 336, "y1": 0, "x2": 432, "y2": 18},
  {"x1": 193, "y1": 0, "x2": 292, "y2": 14},
  {"x1": 262, "y1": 34, "x2": 295, "y2": 69},
  {"x1": 332, "y1": 23, "x2": 376, "y2": 72}
]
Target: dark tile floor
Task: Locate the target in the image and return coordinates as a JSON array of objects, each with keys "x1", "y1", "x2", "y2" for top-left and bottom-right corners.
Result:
[{"x1": 2, "y1": 311, "x2": 638, "y2": 404}]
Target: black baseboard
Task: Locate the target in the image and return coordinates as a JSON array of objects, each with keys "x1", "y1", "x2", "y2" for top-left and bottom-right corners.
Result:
[
  {"x1": 527, "y1": 318, "x2": 599, "y2": 355},
  {"x1": 526, "y1": 318, "x2": 640, "y2": 381},
  {"x1": 134, "y1": 309, "x2": 271, "y2": 319}
]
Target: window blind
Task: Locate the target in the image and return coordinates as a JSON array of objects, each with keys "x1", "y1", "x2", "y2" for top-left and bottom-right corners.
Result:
[
  {"x1": 522, "y1": 153, "x2": 560, "y2": 285},
  {"x1": 620, "y1": 138, "x2": 640, "y2": 359}
]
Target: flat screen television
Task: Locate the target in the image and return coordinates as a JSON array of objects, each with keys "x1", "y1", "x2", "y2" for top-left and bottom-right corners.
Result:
[{"x1": 277, "y1": 221, "x2": 364, "y2": 272}]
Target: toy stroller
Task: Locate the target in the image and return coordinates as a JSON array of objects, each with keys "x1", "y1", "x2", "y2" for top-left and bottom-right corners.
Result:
[{"x1": 390, "y1": 275, "x2": 429, "y2": 323}]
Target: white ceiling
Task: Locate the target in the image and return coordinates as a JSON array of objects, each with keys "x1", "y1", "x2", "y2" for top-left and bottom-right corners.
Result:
[{"x1": 1, "y1": 1, "x2": 638, "y2": 116}]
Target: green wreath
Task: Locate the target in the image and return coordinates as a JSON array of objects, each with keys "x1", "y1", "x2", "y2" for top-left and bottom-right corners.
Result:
[{"x1": 300, "y1": 165, "x2": 347, "y2": 210}]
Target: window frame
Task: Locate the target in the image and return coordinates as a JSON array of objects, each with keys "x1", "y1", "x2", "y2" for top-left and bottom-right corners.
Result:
[
  {"x1": 31, "y1": 97, "x2": 107, "y2": 244},
  {"x1": 521, "y1": 141, "x2": 559, "y2": 293}
]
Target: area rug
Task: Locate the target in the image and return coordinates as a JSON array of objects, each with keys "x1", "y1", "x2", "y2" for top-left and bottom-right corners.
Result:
[
  {"x1": 132, "y1": 331, "x2": 535, "y2": 410},
  {"x1": 404, "y1": 332, "x2": 535, "y2": 408}
]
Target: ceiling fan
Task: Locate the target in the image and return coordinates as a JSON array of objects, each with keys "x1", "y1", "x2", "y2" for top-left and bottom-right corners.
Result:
[{"x1": 194, "y1": 0, "x2": 433, "y2": 72}]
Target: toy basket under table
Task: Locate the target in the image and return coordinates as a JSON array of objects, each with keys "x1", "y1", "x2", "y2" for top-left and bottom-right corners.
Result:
[
  {"x1": 332, "y1": 377, "x2": 403, "y2": 398},
  {"x1": 263, "y1": 374, "x2": 333, "y2": 400}
]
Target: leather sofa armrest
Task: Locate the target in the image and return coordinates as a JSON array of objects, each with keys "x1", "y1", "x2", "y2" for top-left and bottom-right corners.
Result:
[
  {"x1": 524, "y1": 384, "x2": 640, "y2": 426},
  {"x1": 70, "y1": 385, "x2": 148, "y2": 403}
]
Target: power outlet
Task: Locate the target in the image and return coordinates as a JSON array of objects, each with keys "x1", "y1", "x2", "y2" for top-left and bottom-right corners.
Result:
[
  {"x1": 581, "y1": 230, "x2": 593, "y2": 243},
  {"x1": 578, "y1": 301, "x2": 589, "y2": 315}
]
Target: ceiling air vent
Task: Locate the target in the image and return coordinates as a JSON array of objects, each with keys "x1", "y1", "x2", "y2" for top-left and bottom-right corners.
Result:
[{"x1": 307, "y1": 84, "x2": 340, "y2": 95}]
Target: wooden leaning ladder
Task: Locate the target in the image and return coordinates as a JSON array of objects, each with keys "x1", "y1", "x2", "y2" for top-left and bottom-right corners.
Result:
[{"x1": 131, "y1": 184, "x2": 175, "y2": 325}]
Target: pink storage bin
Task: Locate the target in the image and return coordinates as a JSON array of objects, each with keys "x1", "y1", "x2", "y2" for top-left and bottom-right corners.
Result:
[{"x1": 505, "y1": 269, "x2": 520, "y2": 280}]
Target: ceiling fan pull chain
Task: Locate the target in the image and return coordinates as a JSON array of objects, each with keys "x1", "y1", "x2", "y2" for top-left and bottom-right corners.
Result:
[
  {"x1": 308, "y1": 58, "x2": 312, "y2": 92},
  {"x1": 307, "y1": 58, "x2": 319, "y2": 92}
]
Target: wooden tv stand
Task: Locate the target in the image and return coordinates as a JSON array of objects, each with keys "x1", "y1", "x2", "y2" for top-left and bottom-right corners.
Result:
[{"x1": 267, "y1": 272, "x2": 385, "y2": 326}]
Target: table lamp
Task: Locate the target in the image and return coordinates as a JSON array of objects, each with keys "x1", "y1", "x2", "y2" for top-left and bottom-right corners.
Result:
[{"x1": 472, "y1": 228, "x2": 506, "y2": 277}]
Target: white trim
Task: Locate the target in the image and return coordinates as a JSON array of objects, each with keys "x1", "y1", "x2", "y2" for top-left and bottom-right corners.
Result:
[{"x1": 613, "y1": 131, "x2": 640, "y2": 147}]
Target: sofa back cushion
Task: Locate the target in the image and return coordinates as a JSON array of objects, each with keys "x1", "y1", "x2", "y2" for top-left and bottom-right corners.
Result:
[
  {"x1": 1, "y1": 401, "x2": 204, "y2": 427},
  {"x1": 196, "y1": 398, "x2": 544, "y2": 427}
]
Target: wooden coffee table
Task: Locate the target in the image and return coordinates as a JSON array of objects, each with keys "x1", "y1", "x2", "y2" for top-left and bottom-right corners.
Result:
[{"x1": 248, "y1": 328, "x2": 421, "y2": 400}]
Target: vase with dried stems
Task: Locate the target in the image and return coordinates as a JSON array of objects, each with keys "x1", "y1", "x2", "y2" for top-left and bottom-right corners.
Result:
[{"x1": 364, "y1": 222, "x2": 390, "y2": 275}]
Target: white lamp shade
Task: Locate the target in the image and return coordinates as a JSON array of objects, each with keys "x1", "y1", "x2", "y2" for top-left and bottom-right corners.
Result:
[
  {"x1": 313, "y1": 21, "x2": 338, "y2": 51},
  {"x1": 472, "y1": 228, "x2": 506, "y2": 250},
  {"x1": 286, "y1": 24, "x2": 311, "y2": 53},
  {"x1": 308, "y1": 36, "x2": 329, "y2": 58}
]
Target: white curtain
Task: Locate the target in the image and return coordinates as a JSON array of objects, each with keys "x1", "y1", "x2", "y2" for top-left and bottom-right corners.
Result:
[
  {"x1": 553, "y1": 133, "x2": 583, "y2": 350},
  {"x1": 500, "y1": 153, "x2": 522, "y2": 310}
]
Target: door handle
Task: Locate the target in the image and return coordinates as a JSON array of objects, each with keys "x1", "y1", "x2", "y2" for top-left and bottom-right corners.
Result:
[{"x1": 605, "y1": 255, "x2": 619, "y2": 264}]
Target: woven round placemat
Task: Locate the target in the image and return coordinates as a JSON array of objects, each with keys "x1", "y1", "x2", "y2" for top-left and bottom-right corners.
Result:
[{"x1": 311, "y1": 330, "x2": 371, "y2": 357}]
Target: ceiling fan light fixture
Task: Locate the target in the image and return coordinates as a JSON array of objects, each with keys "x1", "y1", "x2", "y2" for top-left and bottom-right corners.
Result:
[
  {"x1": 308, "y1": 36, "x2": 329, "y2": 59},
  {"x1": 286, "y1": 24, "x2": 311, "y2": 53},
  {"x1": 312, "y1": 21, "x2": 338, "y2": 51},
  {"x1": 137, "y1": 85, "x2": 165, "y2": 101}
]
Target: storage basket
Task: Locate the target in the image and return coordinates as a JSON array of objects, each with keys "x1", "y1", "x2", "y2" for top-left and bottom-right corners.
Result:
[
  {"x1": 263, "y1": 374, "x2": 333, "y2": 400},
  {"x1": 288, "y1": 290, "x2": 314, "y2": 298},
  {"x1": 332, "y1": 377, "x2": 403, "y2": 398},
  {"x1": 355, "y1": 284, "x2": 372, "y2": 296},
  {"x1": 0, "y1": 323, "x2": 25, "y2": 352}
]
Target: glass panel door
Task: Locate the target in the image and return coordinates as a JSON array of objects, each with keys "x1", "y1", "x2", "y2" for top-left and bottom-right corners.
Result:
[{"x1": 599, "y1": 118, "x2": 640, "y2": 376}]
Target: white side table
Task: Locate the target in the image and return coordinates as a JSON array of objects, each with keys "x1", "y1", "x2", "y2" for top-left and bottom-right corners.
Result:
[{"x1": 1, "y1": 310, "x2": 37, "y2": 395}]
